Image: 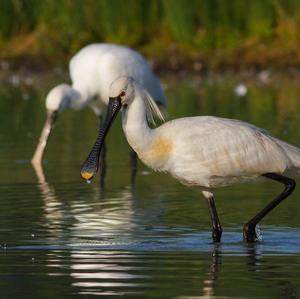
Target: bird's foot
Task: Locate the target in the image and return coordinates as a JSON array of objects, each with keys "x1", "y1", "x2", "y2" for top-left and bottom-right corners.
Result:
[{"x1": 243, "y1": 223, "x2": 263, "y2": 242}]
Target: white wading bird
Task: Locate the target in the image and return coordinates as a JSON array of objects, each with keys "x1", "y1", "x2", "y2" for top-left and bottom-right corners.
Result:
[
  {"x1": 31, "y1": 43, "x2": 166, "y2": 166},
  {"x1": 80, "y1": 76, "x2": 299, "y2": 243}
]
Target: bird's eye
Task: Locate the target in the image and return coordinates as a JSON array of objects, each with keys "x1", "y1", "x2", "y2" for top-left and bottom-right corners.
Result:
[{"x1": 119, "y1": 91, "x2": 126, "y2": 97}]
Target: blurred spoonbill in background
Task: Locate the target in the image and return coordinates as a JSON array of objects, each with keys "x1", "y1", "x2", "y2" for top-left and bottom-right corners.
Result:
[
  {"x1": 31, "y1": 43, "x2": 166, "y2": 169},
  {"x1": 80, "y1": 76, "x2": 299, "y2": 243}
]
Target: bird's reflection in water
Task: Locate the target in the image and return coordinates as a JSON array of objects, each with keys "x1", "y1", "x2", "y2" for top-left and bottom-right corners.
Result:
[
  {"x1": 69, "y1": 187, "x2": 136, "y2": 241},
  {"x1": 32, "y1": 162, "x2": 64, "y2": 239},
  {"x1": 177, "y1": 244, "x2": 297, "y2": 299},
  {"x1": 33, "y1": 162, "x2": 142, "y2": 296},
  {"x1": 32, "y1": 160, "x2": 137, "y2": 242},
  {"x1": 245, "y1": 244, "x2": 297, "y2": 299},
  {"x1": 70, "y1": 250, "x2": 150, "y2": 297},
  {"x1": 201, "y1": 244, "x2": 221, "y2": 299},
  {"x1": 68, "y1": 244, "x2": 224, "y2": 297}
]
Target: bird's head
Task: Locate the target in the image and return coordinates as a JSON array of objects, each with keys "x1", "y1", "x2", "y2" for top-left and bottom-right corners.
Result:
[
  {"x1": 31, "y1": 84, "x2": 79, "y2": 165},
  {"x1": 109, "y1": 76, "x2": 136, "y2": 107},
  {"x1": 46, "y1": 84, "x2": 79, "y2": 112},
  {"x1": 44, "y1": 83, "x2": 79, "y2": 133}
]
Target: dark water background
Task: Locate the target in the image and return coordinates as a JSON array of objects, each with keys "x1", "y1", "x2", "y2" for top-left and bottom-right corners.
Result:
[{"x1": 0, "y1": 72, "x2": 300, "y2": 298}]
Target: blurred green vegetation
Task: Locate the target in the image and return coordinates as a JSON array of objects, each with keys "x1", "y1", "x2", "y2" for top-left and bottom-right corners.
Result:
[{"x1": 1, "y1": 0, "x2": 300, "y2": 68}]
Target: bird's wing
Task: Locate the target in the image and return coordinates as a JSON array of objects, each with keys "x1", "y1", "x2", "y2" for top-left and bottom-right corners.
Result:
[{"x1": 160, "y1": 117, "x2": 290, "y2": 185}]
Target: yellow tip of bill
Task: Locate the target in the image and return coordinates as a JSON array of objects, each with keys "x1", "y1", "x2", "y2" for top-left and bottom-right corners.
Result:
[{"x1": 81, "y1": 171, "x2": 94, "y2": 182}]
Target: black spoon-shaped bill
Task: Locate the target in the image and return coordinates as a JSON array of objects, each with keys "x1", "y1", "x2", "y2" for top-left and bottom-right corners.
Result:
[{"x1": 80, "y1": 97, "x2": 121, "y2": 182}]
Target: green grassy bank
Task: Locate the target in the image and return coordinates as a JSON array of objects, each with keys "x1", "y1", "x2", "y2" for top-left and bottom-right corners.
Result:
[{"x1": 1, "y1": 0, "x2": 300, "y2": 70}]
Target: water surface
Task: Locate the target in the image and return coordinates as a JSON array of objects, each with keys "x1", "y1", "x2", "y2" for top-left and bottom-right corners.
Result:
[{"x1": 0, "y1": 72, "x2": 300, "y2": 298}]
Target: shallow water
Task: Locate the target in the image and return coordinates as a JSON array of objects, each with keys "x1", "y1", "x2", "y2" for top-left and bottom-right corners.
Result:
[{"x1": 1, "y1": 72, "x2": 300, "y2": 298}]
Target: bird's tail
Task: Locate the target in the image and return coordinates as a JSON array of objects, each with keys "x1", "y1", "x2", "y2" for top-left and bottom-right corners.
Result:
[{"x1": 274, "y1": 138, "x2": 300, "y2": 174}]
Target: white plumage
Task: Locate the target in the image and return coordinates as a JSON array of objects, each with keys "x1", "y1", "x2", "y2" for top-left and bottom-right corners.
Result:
[
  {"x1": 69, "y1": 43, "x2": 165, "y2": 109},
  {"x1": 148, "y1": 116, "x2": 300, "y2": 188},
  {"x1": 32, "y1": 43, "x2": 166, "y2": 164}
]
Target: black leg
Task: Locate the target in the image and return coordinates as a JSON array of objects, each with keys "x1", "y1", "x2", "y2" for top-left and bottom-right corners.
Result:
[
  {"x1": 243, "y1": 173, "x2": 296, "y2": 242},
  {"x1": 207, "y1": 196, "x2": 222, "y2": 242},
  {"x1": 130, "y1": 148, "x2": 138, "y2": 186}
]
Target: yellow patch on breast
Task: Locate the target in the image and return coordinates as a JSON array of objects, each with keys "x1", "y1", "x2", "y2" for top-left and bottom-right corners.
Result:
[{"x1": 139, "y1": 136, "x2": 173, "y2": 169}]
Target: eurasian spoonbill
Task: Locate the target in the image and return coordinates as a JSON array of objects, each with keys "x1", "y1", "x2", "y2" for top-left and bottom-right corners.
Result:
[
  {"x1": 81, "y1": 76, "x2": 298, "y2": 243},
  {"x1": 31, "y1": 44, "x2": 166, "y2": 166}
]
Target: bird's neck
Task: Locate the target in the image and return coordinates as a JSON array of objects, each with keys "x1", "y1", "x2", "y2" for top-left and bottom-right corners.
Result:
[
  {"x1": 68, "y1": 85, "x2": 90, "y2": 110},
  {"x1": 122, "y1": 91, "x2": 153, "y2": 154}
]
